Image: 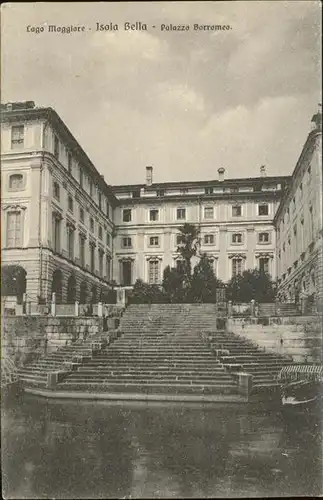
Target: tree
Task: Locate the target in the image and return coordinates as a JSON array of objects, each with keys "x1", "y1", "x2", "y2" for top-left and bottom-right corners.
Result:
[
  {"x1": 162, "y1": 265, "x2": 186, "y2": 303},
  {"x1": 128, "y1": 279, "x2": 166, "y2": 304},
  {"x1": 189, "y1": 254, "x2": 225, "y2": 303},
  {"x1": 226, "y1": 269, "x2": 276, "y2": 303},
  {"x1": 176, "y1": 223, "x2": 200, "y2": 284},
  {"x1": 1, "y1": 265, "x2": 26, "y2": 297}
]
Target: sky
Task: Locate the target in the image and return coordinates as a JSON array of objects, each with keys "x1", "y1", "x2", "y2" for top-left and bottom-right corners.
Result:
[{"x1": 1, "y1": 1, "x2": 321, "y2": 185}]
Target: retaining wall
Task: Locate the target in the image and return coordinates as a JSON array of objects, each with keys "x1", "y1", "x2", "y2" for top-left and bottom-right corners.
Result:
[
  {"x1": 227, "y1": 315, "x2": 322, "y2": 363},
  {"x1": 2, "y1": 316, "x2": 105, "y2": 368}
]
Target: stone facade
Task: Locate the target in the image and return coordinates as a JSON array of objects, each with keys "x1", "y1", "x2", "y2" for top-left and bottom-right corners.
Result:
[
  {"x1": 1, "y1": 101, "x2": 322, "y2": 306},
  {"x1": 274, "y1": 111, "x2": 323, "y2": 312}
]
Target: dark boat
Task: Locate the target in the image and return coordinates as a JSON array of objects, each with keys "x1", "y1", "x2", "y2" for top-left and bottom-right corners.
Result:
[{"x1": 278, "y1": 365, "x2": 323, "y2": 417}]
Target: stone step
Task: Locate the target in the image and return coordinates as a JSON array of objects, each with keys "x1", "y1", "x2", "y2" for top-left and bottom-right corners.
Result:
[{"x1": 65, "y1": 373, "x2": 234, "y2": 382}]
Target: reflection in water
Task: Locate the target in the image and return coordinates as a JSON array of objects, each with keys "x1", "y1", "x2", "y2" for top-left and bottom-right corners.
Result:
[{"x1": 2, "y1": 396, "x2": 322, "y2": 499}]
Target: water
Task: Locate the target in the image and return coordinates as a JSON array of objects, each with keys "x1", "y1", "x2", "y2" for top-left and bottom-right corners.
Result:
[{"x1": 2, "y1": 395, "x2": 322, "y2": 499}]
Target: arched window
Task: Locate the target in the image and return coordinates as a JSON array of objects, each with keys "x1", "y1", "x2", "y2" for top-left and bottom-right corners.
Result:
[
  {"x1": 67, "y1": 275, "x2": 76, "y2": 303},
  {"x1": 51, "y1": 270, "x2": 63, "y2": 303},
  {"x1": 80, "y1": 282, "x2": 87, "y2": 304}
]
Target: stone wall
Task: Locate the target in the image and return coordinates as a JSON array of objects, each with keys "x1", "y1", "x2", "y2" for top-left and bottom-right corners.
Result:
[
  {"x1": 2, "y1": 315, "x2": 104, "y2": 368},
  {"x1": 227, "y1": 315, "x2": 322, "y2": 363}
]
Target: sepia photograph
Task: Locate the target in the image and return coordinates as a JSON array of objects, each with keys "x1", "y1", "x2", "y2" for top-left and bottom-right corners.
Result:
[{"x1": 1, "y1": 1, "x2": 322, "y2": 498}]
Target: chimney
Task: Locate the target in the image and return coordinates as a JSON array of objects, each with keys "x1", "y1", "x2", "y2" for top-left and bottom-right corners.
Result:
[
  {"x1": 260, "y1": 165, "x2": 266, "y2": 177},
  {"x1": 146, "y1": 166, "x2": 153, "y2": 186},
  {"x1": 218, "y1": 167, "x2": 225, "y2": 182}
]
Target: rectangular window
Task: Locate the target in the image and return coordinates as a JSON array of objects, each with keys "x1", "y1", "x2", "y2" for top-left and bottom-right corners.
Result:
[
  {"x1": 98, "y1": 250, "x2": 104, "y2": 276},
  {"x1": 79, "y1": 207, "x2": 85, "y2": 223},
  {"x1": 6, "y1": 211, "x2": 22, "y2": 247},
  {"x1": 98, "y1": 192, "x2": 102, "y2": 211},
  {"x1": 68, "y1": 195, "x2": 73, "y2": 213},
  {"x1": 180, "y1": 188, "x2": 188, "y2": 195},
  {"x1": 148, "y1": 260, "x2": 160, "y2": 284},
  {"x1": 149, "y1": 236, "x2": 159, "y2": 246},
  {"x1": 106, "y1": 255, "x2": 111, "y2": 281},
  {"x1": 205, "y1": 187, "x2": 213, "y2": 195},
  {"x1": 54, "y1": 135, "x2": 60, "y2": 159},
  {"x1": 98, "y1": 226, "x2": 103, "y2": 240},
  {"x1": 67, "y1": 153, "x2": 72, "y2": 174},
  {"x1": 203, "y1": 234, "x2": 214, "y2": 245},
  {"x1": 123, "y1": 209, "x2": 132, "y2": 222},
  {"x1": 149, "y1": 209, "x2": 159, "y2": 221},
  {"x1": 79, "y1": 234, "x2": 85, "y2": 267},
  {"x1": 53, "y1": 181, "x2": 60, "y2": 200},
  {"x1": 132, "y1": 190, "x2": 141, "y2": 198},
  {"x1": 232, "y1": 233, "x2": 242, "y2": 244},
  {"x1": 79, "y1": 167, "x2": 84, "y2": 188},
  {"x1": 67, "y1": 226, "x2": 75, "y2": 260},
  {"x1": 90, "y1": 243, "x2": 95, "y2": 273},
  {"x1": 11, "y1": 125, "x2": 24, "y2": 148},
  {"x1": 90, "y1": 217, "x2": 94, "y2": 233},
  {"x1": 176, "y1": 260, "x2": 185, "y2": 273},
  {"x1": 232, "y1": 205, "x2": 242, "y2": 217},
  {"x1": 204, "y1": 207, "x2": 214, "y2": 220},
  {"x1": 122, "y1": 237, "x2": 132, "y2": 248},
  {"x1": 176, "y1": 234, "x2": 184, "y2": 246},
  {"x1": 89, "y1": 180, "x2": 93, "y2": 197},
  {"x1": 157, "y1": 189, "x2": 165, "y2": 197},
  {"x1": 232, "y1": 258, "x2": 243, "y2": 277},
  {"x1": 258, "y1": 204, "x2": 269, "y2": 216},
  {"x1": 106, "y1": 202, "x2": 110, "y2": 218},
  {"x1": 9, "y1": 174, "x2": 23, "y2": 191},
  {"x1": 258, "y1": 232, "x2": 269, "y2": 243},
  {"x1": 106, "y1": 233, "x2": 111, "y2": 247},
  {"x1": 52, "y1": 215, "x2": 61, "y2": 253},
  {"x1": 177, "y1": 208, "x2": 186, "y2": 220},
  {"x1": 259, "y1": 258, "x2": 269, "y2": 274}
]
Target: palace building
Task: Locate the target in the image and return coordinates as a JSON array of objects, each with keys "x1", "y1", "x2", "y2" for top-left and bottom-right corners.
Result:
[{"x1": 1, "y1": 101, "x2": 322, "y2": 310}]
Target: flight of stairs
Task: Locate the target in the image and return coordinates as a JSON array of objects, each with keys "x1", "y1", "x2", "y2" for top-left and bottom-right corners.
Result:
[
  {"x1": 19, "y1": 304, "x2": 293, "y2": 400},
  {"x1": 258, "y1": 302, "x2": 300, "y2": 317}
]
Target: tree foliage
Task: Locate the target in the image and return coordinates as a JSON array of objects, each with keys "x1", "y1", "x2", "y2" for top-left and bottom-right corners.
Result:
[
  {"x1": 226, "y1": 269, "x2": 276, "y2": 303},
  {"x1": 189, "y1": 254, "x2": 225, "y2": 303},
  {"x1": 1, "y1": 265, "x2": 27, "y2": 296},
  {"x1": 128, "y1": 279, "x2": 166, "y2": 304},
  {"x1": 176, "y1": 223, "x2": 200, "y2": 283}
]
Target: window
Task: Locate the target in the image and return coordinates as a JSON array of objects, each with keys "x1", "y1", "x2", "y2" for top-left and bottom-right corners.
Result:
[
  {"x1": 148, "y1": 260, "x2": 160, "y2": 284},
  {"x1": 11, "y1": 125, "x2": 24, "y2": 148},
  {"x1": 149, "y1": 236, "x2": 159, "y2": 246},
  {"x1": 106, "y1": 233, "x2": 111, "y2": 247},
  {"x1": 89, "y1": 180, "x2": 93, "y2": 197},
  {"x1": 53, "y1": 181, "x2": 60, "y2": 200},
  {"x1": 203, "y1": 234, "x2": 214, "y2": 245},
  {"x1": 258, "y1": 204, "x2": 269, "y2": 216},
  {"x1": 67, "y1": 153, "x2": 72, "y2": 174},
  {"x1": 258, "y1": 232, "x2": 269, "y2": 243},
  {"x1": 90, "y1": 217, "x2": 94, "y2": 233},
  {"x1": 106, "y1": 202, "x2": 110, "y2": 218},
  {"x1": 230, "y1": 186, "x2": 239, "y2": 193},
  {"x1": 205, "y1": 187, "x2": 213, "y2": 195},
  {"x1": 259, "y1": 257, "x2": 269, "y2": 274},
  {"x1": 232, "y1": 233, "x2": 242, "y2": 244},
  {"x1": 180, "y1": 188, "x2": 188, "y2": 194},
  {"x1": 177, "y1": 208, "x2": 186, "y2": 220},
  {"x1": 68, "y1": 195, "x2": 73, "y2": 213},
  {"x1": 176, "y1": 234, "x2": 184, "y2": 245},
  {"x1": 157, "y1": 189, "x2": 165, "y2": 197},
  {"x1": 98, "y1": 250, "x2": 104, "y2": 276},
  {"x1": 98, "y1": 226, "x2": 103, "y2": 240},
  {"x1": 90, "y1": 243, "x2": 95, "y2": 273},
  {"x1": 79, "y1": 207, "x2": 85, "y2": 223},
  {"x1": 132, "y1": 190, "x2": 140, "y2": 198},
  {"x1": 67, "y1": 225, "x2": 75, "y2": 260},
  {"x1": 106, "y1": 256, "x2": 111, "y2": 281},
  {"x1": 149, "y1": 209, "x2": 159, "y2": 222},
  {"x1": 79, "y1": 234, "x2": 85, "y2": 267},
  {"x1": 9, "y1": 174, "x2": 24, "y2": 191},
  {"x1": 123, "y1": 209, "x2": 132, "y2": 222},
  {"x1": 6, "y1": 211, "x2": 22, "y2": 247},
  {"x1": 232, "y1": 205, "x2": 242, "y2": 217},
  {"x1": 122, "y1": 237, "x2": 132, "y2": 248},
  {"x1": 232, "y1": 258, "x2": 243, "y2": 277},
  {"x1": 52, "y1": 214, "x2": 61, "y2": 253},
  {"x1": 176, "y1": 260, "x2": 185, "y2": 273},
  {"x1": 98, "y1": 192, "x2": 102, "y2": 211},
  {"x1": 54, "y1": 135, "x2": 60, "y2": 159},
  {"x1": 204, "y1": 206, "x2": 214, "y2": 219},
  {"x1": 79, "y1": 167, "x2": 84, "y2": 188}
]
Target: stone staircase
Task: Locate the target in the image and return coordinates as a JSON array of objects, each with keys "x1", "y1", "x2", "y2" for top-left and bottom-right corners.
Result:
[
  {"x1": 258, "y1": 302, "x2": 300, "y2": 317},
  {"x1": 19, "y1": 304, "x2": 294, "y2": 400}
]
